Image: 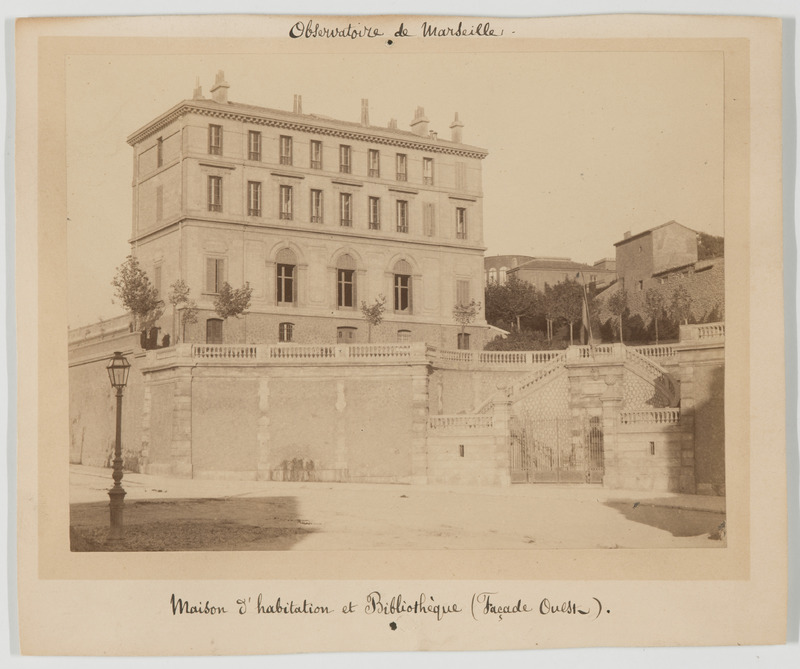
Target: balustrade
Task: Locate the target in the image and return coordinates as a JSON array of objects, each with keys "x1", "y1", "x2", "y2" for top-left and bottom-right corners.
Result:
[{"x1": 619, "y1": 408, "x2": 681, "y2": 425}]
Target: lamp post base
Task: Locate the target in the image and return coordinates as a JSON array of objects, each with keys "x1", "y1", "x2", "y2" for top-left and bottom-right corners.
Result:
[{"x1": 108, "y1": 486, "x2": 127, "y2": 543}]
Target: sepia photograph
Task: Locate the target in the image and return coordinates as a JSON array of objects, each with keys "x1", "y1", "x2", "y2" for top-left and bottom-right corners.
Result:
[
  {"x1": 13, "y1": 10, "x2": 788, "y2": 657},
  {"x1": 65, "y1": 44, "x2": 727, "y2": 553}
]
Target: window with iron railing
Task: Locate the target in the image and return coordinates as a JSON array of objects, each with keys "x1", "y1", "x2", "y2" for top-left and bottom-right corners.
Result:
[
  {"x1": 368, "y1": 197, "x2": 381, "y2": 230},
  {"x1": 280, "y1": 136, "x2": 293, "y2": 165},
  {"x1": 208, "y1": 124, "x2": 222, "y2": 155},
  {"x1": 247, "y1": 181, "x2": 262, "y2": 217},
  {"x1": 368, "y1": 149, "x2": 380, "y2": 177},
  {"x1": 339, "y1": 145, "x2": 352, "y2": 173},
  {"x1": 340, "y1": 193, "x2": 353, "y2": 227},
  {"x1": 310, "y1": 189, "x2": 323, "y2": 223},
  {"x1": 207, "y1": 176, "x2": 222, "y2": 212},
  {"x1": 248, "y1": 131, "x2": 262, "y2": 161},
  {"x1": 310, "y1": 140, "x2": 323, "y2": 169},
  {"x1": 423, "y1": 157, "x2": 434, "y2": 185},
  {"x1": 279, "y1": 185, "x2": 293, "y2": 220},
  {"x1": 396, "y1": 200, "x2": 408, "y2": 233},
  {"x1": 396, "y1": 153, "x2": 407, "y2": 181}
]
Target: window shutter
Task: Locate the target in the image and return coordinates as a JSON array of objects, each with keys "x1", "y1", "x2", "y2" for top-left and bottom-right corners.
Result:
[{"x1": 206, "y1": 258, "x2": 216, "y2": 292}]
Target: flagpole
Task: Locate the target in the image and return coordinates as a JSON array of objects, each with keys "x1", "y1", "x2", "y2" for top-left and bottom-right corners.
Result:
[{"x1": 577, "y1": 272, "x2": 594, "y2": 346}]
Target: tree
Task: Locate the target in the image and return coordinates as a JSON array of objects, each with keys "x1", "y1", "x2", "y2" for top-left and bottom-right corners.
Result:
[
  {"x1": 606, "y1": 289, "x2": 629, "y2": 344},
  {"x1": 360, "y1": 294, "x2": 386, "y2": 343},
  {"x1": 453, "y1": 299, "x2": 481, "y2": 348},
  {"x1": 669, "y1": 284, "x2": 693, "y2": 326},
  {"x1": 214, "y1": 282, "x2": 253, "y2": 342},
  {"x1": 168, "y1": 279, "x2": 197, "y2": 343},
  {"x1": 111, "y1": 255, "x2": 164, "y2": 333},
  {"x1": 697, "y1": 232, "x2": 724, "y2": 260},
  {"x1": 550, "y1": 279, "x2": 583, "y2": 345},
  {"x1": 643, "y1": 288, "x2": 667, "y2": 344},
  {"x1": 484, "y1": 274, "x2": 538, "y2": 332}
]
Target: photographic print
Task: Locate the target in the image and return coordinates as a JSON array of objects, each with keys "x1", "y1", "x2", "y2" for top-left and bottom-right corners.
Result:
[{"x1": 15, "y1": 13, "x2": 786, "y2": 655}]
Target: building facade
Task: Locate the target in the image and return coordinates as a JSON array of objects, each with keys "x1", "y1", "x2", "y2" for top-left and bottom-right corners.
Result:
[{"x1": 127, "y1": 72, "x2": 490, "y2": 348}]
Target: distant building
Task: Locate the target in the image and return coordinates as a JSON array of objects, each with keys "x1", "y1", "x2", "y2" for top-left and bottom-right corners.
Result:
[
  {"x1": 125, "y1": 71, "x2": 490, "y2": 348},
  {"x1": 484, "y1": 254, "x2": 535, "y2": 285},
  {"x1": 597, "y1": 221, "x2": 724, "y2": 325},
  {"x1": 507, "y1": 257, "x2": 616, "y2": 290},
  {"x1": 614, "y1": 220, "x2": 698, "y2": 293}
]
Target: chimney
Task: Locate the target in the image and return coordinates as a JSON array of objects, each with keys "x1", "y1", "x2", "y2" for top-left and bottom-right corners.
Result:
[
  {"x1": 210, "y1": 70, "x2": 229, "y2": 104},
  {"x1": 388, "y1": 118, "x2": 398, "y2": 130},
  {"x1": 361, "y1": 99, "x2": 369, "y2": 126},
  {"x1": 293, "y1": 94, "x2": 303, "y2": 114},
  {"x1": 449, "y1": 112, "x2": 464, "y2": 143},
  {"x1": 192, "y1": 76, "x2": 204, "y2": 100},
  {"x1": 410, "y1": 106, "x2": 429, "y2": 136},
  {"x1": 623, "y1": 231, "x2": 631, "y2": 239}
]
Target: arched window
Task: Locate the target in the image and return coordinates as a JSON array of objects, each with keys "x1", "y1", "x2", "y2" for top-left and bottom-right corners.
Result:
[
  {"x1": 276, "y1": 248, "x2": 297, "y2": 304},
  {"x1": 206, "y1": 318, "x2": 223, "y2": 344},
  {"x1": 499, "y1": 266, "x2": 508, "y2": 283},
  {"x1": 393, "y1": 259, "x2": 412, "y2": 313},
  {"x1": 488, "y1": 268, "x2": 498, "y2": 283},
  {"x1": 397, "y1": 329, "x2": 411, "y2": 342},
  {"x1": 279, "y1": 322, "x2": 294, "y2": 343},
  {"x1": 337, "y1": 254, "x2": 356, "y2": 308}
]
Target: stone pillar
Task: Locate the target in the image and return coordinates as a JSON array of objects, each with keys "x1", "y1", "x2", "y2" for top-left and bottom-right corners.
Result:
[
  {"x1": 410, "y1": 366, "x2": 430, "y2": 484},
  {"x1": 600, "y1": 375, "x2": 624, "y2": 489},
  {"x1": 170, "y1": 368, "x2": 194, "y2": 478},
  {"x1": 491, "y1": 393, "x2": 512, "y2": 486},
  {"x1": 256, "y1": 377, "x2": 272, "y2": 481},
  {"x1": 676, "y1": 362, "x2": 697, "y2": 494},
  {"x1": 334, "y1": 379, "x2": 349, "y2": 478}
]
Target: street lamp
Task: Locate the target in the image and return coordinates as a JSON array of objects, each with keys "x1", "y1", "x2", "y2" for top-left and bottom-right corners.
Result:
[{"x1": 106, "y1": 351, "x2": 131, "y2": 542}]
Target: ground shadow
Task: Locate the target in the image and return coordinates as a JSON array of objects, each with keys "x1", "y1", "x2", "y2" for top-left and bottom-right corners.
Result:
[
  {"x1": 70, "y1": 496, "x2": 313, "y2": 551},
  {"x1": 604, "y1": 499, "x2": 726, "y2": 541}
]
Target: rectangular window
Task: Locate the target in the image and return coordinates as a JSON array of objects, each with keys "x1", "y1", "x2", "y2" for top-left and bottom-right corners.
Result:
[
  {"x1": 368, "y1": 149, "x2": 380, "y2": 177},
  {"x1": 206, "y1": 258, "x2": 225, "y2": 293},
  {"x1": 208, "y1": 124, "x2": 222, "y2": 155},
  {"x1": 207, "y1": 175, "x2": 222, "y2": 212},
  {"x1": 310, "y1": 140, "x2": 323, "y2": 169},
  {"x1": 154, "y1": 265, "x2": 162, "y2": 298},
  {"x1": 455, "y1": 161, "x2": 466, "y2": 190},
  {"x1": 248, "y1": 131, "x2": 262, "y2": 161},
  {"x1": 396, "y1": 153, "x2": 407, "y2": 181},
  {"x1": 206, "y1": 319, "x2": 223, "y2": 344},
  {"x1": 279, "y1": 322, "x2": 294, "y2": 343},
  {"x1": 310, "y1": 189, "x2": 324, "y2": 223},
  {"x1": 456, "y1": 207, "x2": 468, "y2": 240},
  {"x1": 456, "y1": 279, "x2": 470, "y2": 305},
  {"x1": 396, "y1": 200, "x2": 408, "y2": 233},
  {"x1": 337, "y1": 269, "x2": 354, "y2": 308},
  {"x1": 276, "y1": 264, "x2": 295, "y2": 304},
  {"x1": 368, "y1": 197, "x2": 381, "y2": 230},
  {"x1": 247, "y1": 181, "x2": 262, "y2": 217},
  {"x1": 339, "y1": 145, "x2": 351, "y2": 173},
  {"x1": 156, "y1": 137, "x2": 163, "y2": 167},
  {"x1": 423, "y1": 203, "x2": 436, "y2": 236},
  {"x1": 394, "y1": 274, "x2": 411, "y2": 312},
  {"x1": 423, "y1": 157, "x2": 434, "y2": 185},
  {"x1": 279, "y1": 185, "x2": 293, "y2": 220},
  {"x1": 280, "y1": 135, "x2": 293, "y2": 165},
  {"x1": 340, "y1": 193, "x2": 352, "y2": 227}
]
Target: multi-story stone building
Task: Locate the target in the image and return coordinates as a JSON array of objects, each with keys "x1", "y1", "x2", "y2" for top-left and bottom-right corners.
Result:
[{"x1": 127, "y1": 72, "x2": 489, "y2": 348}]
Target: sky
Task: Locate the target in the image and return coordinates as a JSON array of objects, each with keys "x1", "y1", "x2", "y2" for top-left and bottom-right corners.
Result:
[{"x1": 66, "y1": 47, "x2": 724, "y2": 327}]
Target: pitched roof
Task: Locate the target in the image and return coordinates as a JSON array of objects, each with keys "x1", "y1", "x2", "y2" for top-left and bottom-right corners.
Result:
[{"x1": 613, "y1": 220, "x2": 697, "y2": 247}]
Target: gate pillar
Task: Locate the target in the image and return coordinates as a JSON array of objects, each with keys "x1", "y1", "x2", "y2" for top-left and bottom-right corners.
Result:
[{"x1": 599, "y1": 375, "x2": 624, "y2": 489}]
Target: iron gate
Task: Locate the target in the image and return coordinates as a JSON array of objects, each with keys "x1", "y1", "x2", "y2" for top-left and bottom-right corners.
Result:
[{"x1": 510, "y1": 414, "x2": 604, "y2": 484}]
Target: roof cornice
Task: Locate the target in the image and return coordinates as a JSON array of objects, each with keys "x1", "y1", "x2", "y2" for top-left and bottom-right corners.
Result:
[{"x1": 127, "y1": 102, "x2": 489, "y2": 160}]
